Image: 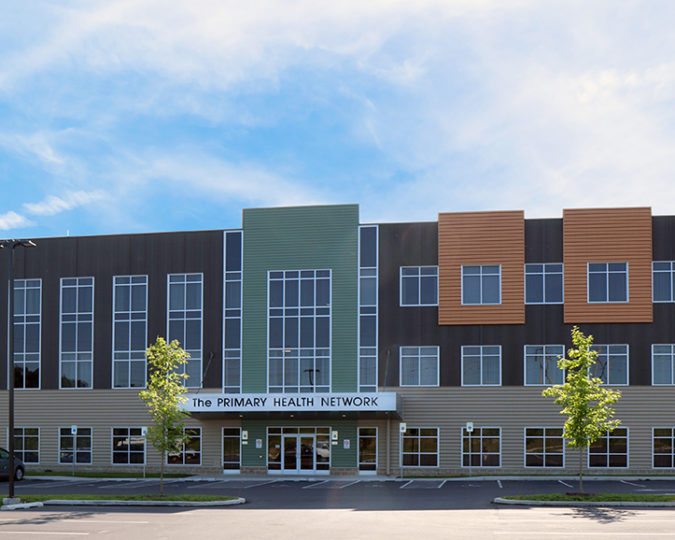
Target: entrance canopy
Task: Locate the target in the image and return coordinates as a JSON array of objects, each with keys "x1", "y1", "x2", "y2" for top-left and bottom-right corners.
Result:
[{"x1": 184, "y1": 392, "x2": 399, "y2": 418}]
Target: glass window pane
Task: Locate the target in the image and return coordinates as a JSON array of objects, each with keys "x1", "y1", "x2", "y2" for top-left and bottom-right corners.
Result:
[
  {"x1": 402, "y1": 276, "x2": 418, "y2": 305},
  {"x1": 115, "y1": 285, "x2": 130, "y2": 312},
  {"x1": 588, "y1": 273, "x2": 606, "y2": 301},
  {"x1": 545, "y1": 273, "x2": 563, "y2": 303},
  {"x1": 608, "y1": 272, "x2": 627, "y2": 301},
  {"x1": 463, "y1": 275, "x2": 480, "y2": 304},
  {"x1": 526, "y1": 274, "x2": 543, "y2": 303},
  {"x1": 360, "y1": 227, "x2": 377, "y2": 268}
]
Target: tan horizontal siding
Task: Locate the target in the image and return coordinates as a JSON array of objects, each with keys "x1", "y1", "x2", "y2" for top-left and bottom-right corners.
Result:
[
  {"x1": 438, "y1": 211, "x2": 525, "y2": 325},
  {"x1": 563, "y1": 208, "x2": 653, "y2": 323}
]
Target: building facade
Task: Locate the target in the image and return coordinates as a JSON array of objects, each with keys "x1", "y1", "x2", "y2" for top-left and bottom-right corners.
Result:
[{"x1": 1, "y1": 204, "x2": 674, "y2": 476}]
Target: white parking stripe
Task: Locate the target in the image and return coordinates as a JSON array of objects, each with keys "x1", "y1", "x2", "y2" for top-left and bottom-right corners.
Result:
[
  {"x1": 558, "y1": 480, "x2": 573, "y2": 488},
  {"x1": 400, "y1": 480, "x2": 414, "y2": 488},
  {"x1": 497, "y1": 480, "x2": 503, "y2": 488},
  {"x1": 338, "y1": 480, "x2": 361, "y2": 489},
  {"x1": 439, "y1": 479, "x2": 448, "y2": 488},
  {"x1": 244, "y1": 479, "x2": 279, "y2": 489},
  {"x1": 186, "y1": 480, "x2": 230, "y2": 490},
  {"x1": 620, "y1": 479, "x2": 643, "y2": 487},
  {"x1": 302, "y1": 480, "x2": 329, "y2": 489}
]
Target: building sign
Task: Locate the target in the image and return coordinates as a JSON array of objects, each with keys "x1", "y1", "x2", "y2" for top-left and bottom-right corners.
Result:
[{"x1": 184, "y1": 392, "x2": 397, "y2": 413}]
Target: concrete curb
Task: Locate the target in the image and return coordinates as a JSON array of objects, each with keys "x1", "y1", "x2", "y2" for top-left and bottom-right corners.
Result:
[
  {"x1": 1, "y1": 502, "x2": 44, "y2": 511},
  {"x1": 42, "y1": 497, "x2": 246, "y2": 507},
  {"x1": 493, "y1": 497, "x2": 675, "y2": 507}
]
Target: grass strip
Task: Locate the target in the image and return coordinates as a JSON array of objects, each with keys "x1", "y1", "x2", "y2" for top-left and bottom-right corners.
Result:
[
  {"x1": 26, "y1": 471, "x2": 192, "y2": 479},
  {"x1": 4, "y1": 494, "x2": 237, "y2": 503},
  {"x1": 504, "y1": 493, "x2": 675, "y2": 503}
]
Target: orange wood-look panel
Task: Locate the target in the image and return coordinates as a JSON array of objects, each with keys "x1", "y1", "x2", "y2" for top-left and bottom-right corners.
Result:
[
  {"x1": 563, "y1": 207, "x2": 652, "y2": 323},
  {"x1": 438, "y1": 211, "x2": 525, "y2": 325}
]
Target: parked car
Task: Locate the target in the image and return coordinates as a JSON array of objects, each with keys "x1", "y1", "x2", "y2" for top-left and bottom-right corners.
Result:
[{"x1": 0, "y1": 448, "x2": 25, "y2": 481}]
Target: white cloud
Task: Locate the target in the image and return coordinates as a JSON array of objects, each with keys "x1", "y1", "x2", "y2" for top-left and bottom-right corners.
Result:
[
  {"x1": 24, "y1": 190, "x2": 107, "y2": 216},
  {"x1": 0, "y1": 211, "x2": 33, "y2": 231}
]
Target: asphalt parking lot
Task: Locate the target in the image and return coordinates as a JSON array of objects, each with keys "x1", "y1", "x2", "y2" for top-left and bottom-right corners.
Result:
[{"x1": 8, "y1": 476, "x2": 675, "y2": 510}]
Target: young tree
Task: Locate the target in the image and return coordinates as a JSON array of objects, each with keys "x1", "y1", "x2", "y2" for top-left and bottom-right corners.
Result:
[
  {"x1": 542, "y1": 326, "x2": 621, "y2": 493},
  {"x1": 139, "y1": 337, "x2": 190, "y2": 496}
]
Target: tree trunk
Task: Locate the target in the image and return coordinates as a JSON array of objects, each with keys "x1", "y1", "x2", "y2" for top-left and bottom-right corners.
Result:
[
  {"x1": 160, "y1": 449, "x2": 165, "y2": 497},
  {"x1": 578, "y1": 447, "x2": 584, "y2": 493}
]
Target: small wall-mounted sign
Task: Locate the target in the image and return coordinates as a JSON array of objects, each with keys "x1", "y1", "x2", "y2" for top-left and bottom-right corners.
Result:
[
  {"x1": 70, "y1": 425, "x2": 77, "y2": 435},
  {"x1": 343, "y1": 439, "x2": 350, "y2": 450},
  {"x1": 399, "y1": 422, "x2": 406, "y2": 434},
  {"x1": 256, "y1": 439, "x2": 262, "y2": 449}
]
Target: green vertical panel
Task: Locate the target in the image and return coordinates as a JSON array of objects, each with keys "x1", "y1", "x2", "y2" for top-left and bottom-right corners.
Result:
[
  {"x1": 329, "y1": 420, "x2": 358, "y2": 468},
  {"x1": 241, "y1": 420, "x2": 268, "y2": 468},
  {"x1": 241, "y1": 205, "x2": 359, "y2": 392}
]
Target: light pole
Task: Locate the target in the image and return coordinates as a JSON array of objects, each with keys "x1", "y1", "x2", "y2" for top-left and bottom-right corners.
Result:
[{"x1": 1, "y1": 239, "x2": 36, "y2": 501}]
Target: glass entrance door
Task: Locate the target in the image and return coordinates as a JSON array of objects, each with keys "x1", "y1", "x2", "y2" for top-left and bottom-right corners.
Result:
[{"x1": 282, "y1": 434, "x2": 316, "y2": 472}]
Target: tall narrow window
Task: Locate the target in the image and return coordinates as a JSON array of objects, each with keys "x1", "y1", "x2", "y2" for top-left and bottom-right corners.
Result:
[
  {"x1": 168, "y1": 274, "x2": 203, "y2": 388},
  {"x1": 223, "y1": 428, "x2": 241, "y2": 471},
  {"x1": 524, "y1": 345, "x2": 564, "y2": 386},
  {"x1": 525, "y1": 264, "x2": 563, "y2": 304},
  {"x1": 60, "y1": 277, "x2": 94, "y2": 389},
  {"x1": 113, "y1": 276, "x2": 147, "y2": 388},
  {"x1": 358, "y1": 427, "x2": 377, "y2": 473},
  {"x1": 223, "y1": 231, "x2": 242, "y2": 393},
  {"x1": 12, "y1": 279, "x2": 41, "y2": 388},
  {"x1": 359, "y1": 226, "x2": 378, "y2": 391},
  {"x1": 268, "y1": 270, "x2": 331, "y2": 393}
]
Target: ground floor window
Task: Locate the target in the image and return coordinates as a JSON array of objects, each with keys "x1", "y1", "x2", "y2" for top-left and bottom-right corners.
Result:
[
  {"x1": 13, "y1": 427, "x2": 39, "y2": 464},
  {"x1": 358, "y1": 427, "x2": 377, "y2": 472},
  {"x1": 59, "y1": 427, "x2": 92, "y2": 464},
  {"x1": 462, "y1": 427, "x2": 500, "y2": 467},
  {"x1": 401, "y1": 427, "x2": 438, "y2": 467},
  {"x1": 524, "y1": 427, "x2": 564, "y2": 468},
  {"x1": 112, "y1": 427, "x2": 145, "y2": 464},
  {"x1": 223, "y1": 427, "x2": 241, "y2": 470},
  {"x1": 653, "y1": 428, "x2": 675, "y2": 468},
  {"x1": 588, "y1": 427, "x2": 628, "y2": 468},
  {"x1": 168, "y1": 427, "x2": 201, "y2": 465},
  {"x1": 267, "y1": 427, "x2": 330, "y2": 472}
]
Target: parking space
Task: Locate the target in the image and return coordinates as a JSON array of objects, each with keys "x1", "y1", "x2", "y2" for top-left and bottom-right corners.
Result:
[{"x1": 401, "y1": 479, "x2": 446, "y2": 489}]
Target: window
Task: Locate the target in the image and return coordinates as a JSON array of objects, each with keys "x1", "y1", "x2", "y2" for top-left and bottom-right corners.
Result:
[
  {"x1": 359, "y1": 226, "x2": 378, "y2": 392},
  {"x1": 168, "y1": 427, "x2": 201, "y2": 465},
  {"x1": 653, "y1": 261, "x2": 675, "y2": 302},
  {"x1": 268, "y1": 270, "x2": 331, "y2": 393},
  {"x1": 461, "y1": 345, "x2": 501, "y2": 386},
  {"x1": 588, "y1": 427, "x2": 628, "y2": 468},
  {"x1": 112, "y1": 427, "x2": 145, "y2": 464},
  {"x1": 525, "y1": 264, "x2": 563, "y2": 304},
  {"x1": 462, "y1": 427, "x2": 500, "y2": 467},
  {"x1": 168, "y1": 273, "x2": 203, "y2": 388},
  {"x1": 652, "y1": 345, "x2": 675, "y2": 385},
  {"x1": 524, "y1": 427, "x2": 564, "y2": 468},
  {"x1": 399, "y1": 346, "x2": 439, "y2": 386},
  {"x1": 401, "y1": 427, "x2": 438, "y2": 467},
  {"x1": 653, "y1": 428, "x2": 675, "y2": 468},
  {"x1": 113, "y1": 276, "x2": 147, "y2": 388},
  {"x1": 59, "y1": 427, "x2": 92, "y2": 464},
  {"x1": 12, "y1": 427, "x2": 39, "y2": 464},
  {"x1": 588, "y1": 262, "x2": 628, "y2": 303},
  {"x1": 358, "y1": 427, "x2": 377, "y2": 473},
  {"x1": 60, "y1": 277, "x2": 94, "y2": 389},
  {"x1": 524, "y1": 345, "x2": 564, "y2": 386},
  {"x1": 400, "y1": 266, "x2": 438, "y2": 306},
  {"x1": 591, "y1": 344, "x2": 628, "y2": 385},
  {"x1": 223, "y1": 231, "x2": 242, "y2": 393},
  {"x1": 12, "y1": 279, "x2": 41, "y2": 388},
  {"x1": 223, "y1": 428, "x2": 241, "y2": 470},
  {"x1": 462, "y1": 265, "x2": 500, "y2": 305}
]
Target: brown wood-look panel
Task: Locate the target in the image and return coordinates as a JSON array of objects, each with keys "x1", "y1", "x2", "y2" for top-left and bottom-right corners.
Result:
[
  {"x1": 438, "y1": 211, "x2": 525, "y2": 325},
  {"x1": 563, "y1": 207, "x2": 652, "y2": 323}
]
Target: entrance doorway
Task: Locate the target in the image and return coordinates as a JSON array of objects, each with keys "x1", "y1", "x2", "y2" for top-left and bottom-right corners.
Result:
[{"x1": 268, "y1": 427, "x2": 330, "y2": 474}]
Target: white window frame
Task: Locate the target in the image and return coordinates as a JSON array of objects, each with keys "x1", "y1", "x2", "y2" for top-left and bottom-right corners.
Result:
[
  {"x1": 59, "y1": 277, "x2": 94, "y2": 390},
  {"x1": 461, "y1": 345, "x2": 502, "y2": 386},
  {"x1": 358, "y1": 426, "x2": 378, "y2": 474},
  {"x1": 652, "y1": 344, "x2": 675, "y2": 385},
  {"x1": 358, "y1": 225, "x2": 378, "y2": 392},
  {"x1": 111, "y1": 426, "x2": 146, "y2": 466},
  {"x1": 167, "y1": 427, "x2": 202, "y2": 466},
  {"x1": 652, "y1": 427, "x2": 675, "y2": 469},
  {"x1": 461, "y1": 426, "x2": 501, "y2": 468},
  {"x1": 591, "y1": 344, "x2": 629, "y2": 386},
  {"x1": 461, "y1": 264, "x2": 501, "y2": 305},
  {"x1": 587, "y1": 262, "x2": 629, "y2": 303},
  {"x1": 167, "y1": 273, "x2": 203, "y2": 388},
  {"x1": 400, "y1": 427, "x2": 439, "y2": 469},
  {"x1": 523, "y1": 344, "x2": 565, "y2": 386},
  {"x1": 9, "y1": 426, "x2": 40, "y2": 464},
  {"x1": 399, "y1": 346, "x2": 439, "y2": 387},
  {"x1": 399, "y1": 266, "x2": 438, "y2": 307},
  {"x1": 652, "y1": 261, "x2": 675, "y2": 302},
  {"x1": 523, "y1": 427, "x2": 565, "y2": 468},
  {"x1": 58, "y1": 426, "x2": 92, "y2": 464},
  {"x1": 112, "y1": 275, "x2": 148, "y2": 389},
  {"x1": 9, "y1": 278, "x2": 42, "y2": 390},
  {"x1": 587, "y1": 427, "x2": 629, "y2": 469},
  {"x1": 524, "y1": 263, "x2": 563, "y2": 304}
]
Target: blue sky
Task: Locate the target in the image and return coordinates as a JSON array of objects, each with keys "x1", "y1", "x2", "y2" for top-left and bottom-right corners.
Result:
[{"x1": 1, "y1": 1, "x2": 675, "y2": 238}]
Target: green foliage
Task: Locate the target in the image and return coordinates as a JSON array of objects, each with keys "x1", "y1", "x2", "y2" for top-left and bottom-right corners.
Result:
[
  {"x1": 542, "y1": 326, "x2": 621, "y2": 492},
  {"x1": 139, "y1": 337, "x2": 190, "y2": 495}
]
